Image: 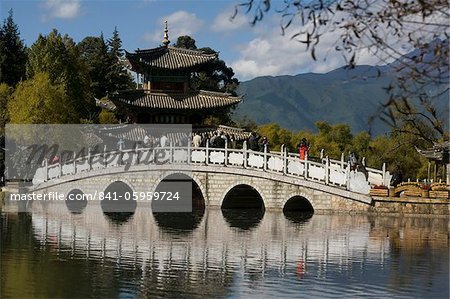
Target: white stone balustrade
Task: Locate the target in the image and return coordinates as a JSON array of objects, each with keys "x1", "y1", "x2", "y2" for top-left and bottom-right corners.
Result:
[{"x1": 32, "y1": 145, "x2": 391, "y2": 195}]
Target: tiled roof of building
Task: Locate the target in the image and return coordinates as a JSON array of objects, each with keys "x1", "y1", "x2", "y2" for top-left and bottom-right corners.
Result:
[
  {"x1": 126, "y1": 46, "x2": 217, "y2": 70},
  {"x1": 93, "y1": 124, "x2": 251, "y2": 143},
  {"x1": 416, "y1": 141, "x2": 449, "y2": 162},
  {"x1": 196, "y1": 125, "x2": 251, "y2": 140},
  {"x1": 110, "y1": 90, "x2": 241, "y2": 110}
]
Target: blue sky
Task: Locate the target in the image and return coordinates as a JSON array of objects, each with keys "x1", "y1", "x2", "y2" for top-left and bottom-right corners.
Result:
[{"x1": 0, "y1": 0, "x2": 391, "y2": 81}]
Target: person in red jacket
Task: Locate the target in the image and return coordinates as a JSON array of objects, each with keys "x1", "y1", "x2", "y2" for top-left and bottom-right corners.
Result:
[{"x1": 298, "y1": 138, "x2": 310, "y2": 160}]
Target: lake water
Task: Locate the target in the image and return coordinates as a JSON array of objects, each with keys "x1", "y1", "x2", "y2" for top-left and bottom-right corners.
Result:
[{"x1": 1, "y1": 205, "x2": 449, "y2": 298}]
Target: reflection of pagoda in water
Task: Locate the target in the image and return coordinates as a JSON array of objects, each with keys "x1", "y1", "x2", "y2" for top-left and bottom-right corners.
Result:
[{"x1": 107, "y1": 22, "x2": 241, "y2": 127}]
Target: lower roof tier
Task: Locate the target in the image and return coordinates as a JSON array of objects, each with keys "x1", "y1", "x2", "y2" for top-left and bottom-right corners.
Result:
[
  {"x1": 93, "y1": 124, "x2": 251, "y2": 143},
  {"x1": 110, "y1": 89, "x2": 241, "y2": 110}
]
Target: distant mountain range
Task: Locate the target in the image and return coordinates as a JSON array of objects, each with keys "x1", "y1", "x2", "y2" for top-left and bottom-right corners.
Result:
[{"x1": 233, "y1": 39, "x2": 448, "y2": 135}]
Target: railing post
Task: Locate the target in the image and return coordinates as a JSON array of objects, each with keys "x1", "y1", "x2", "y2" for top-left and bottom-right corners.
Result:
[
  {"x1": 382, "y1": 162, "x2": 386, "y2": 186},
  {"x1": 59, "y1": 160, "x2": 62, "y2": 178},
  {"x1": 103, "y1": 145, "x2": 107, "y2": 168},
  {"x1": 73, "y1": 152, "x2": 76, "y2": 175},
  {"x1": 263, "y1": 144, "x2": 268, "y2": 171},
  {"x1": 88, "y1": 148, "x2": 92, "y2": 170},
  {"x1": 320, "y1": 149, "x2": 324, "y2": 160},
  {"x1": 44, "y1": 158, "x2": 48, "y2": 181},
  {"x1": 170, "y1": 141, "x2": 174, "y2": 164},
  {"x1": 58, "y1": 161, "x2": 62, "y2": 178},
  {"x1": 341, "y1": 152, "x2": 345, "y2": 169},
  {"x1": 133, "y1": 143, "x2": 139, "y2": 165},
  {"x1": 187, "y1": 139, "x2": 191, "y2": 165},
  {"x1": 362, "y1": 157, "x2": 366, "y2": 167},
  {"x1": 152, "y1": 146, "x2": 156, "y2": 164},
  {"x1": 205, "y1": 140, "x2": 209, "y2": 166},
  {"x1": 243, "y1": 141, "x2": 247, "y2": 169},
  {"x1": 304, "y1": 152, "x2": 309, "y2": 179},
  {"x1": 283, "y1": 148, "x2": 288, "y2": 175},
  {"x1": 346, "y1": 165, "x2": 351, "y2": 190},
  {"x1": 325, "y1": 156, "x2": 329, "y2": 185},
  {"x1": 224, "y1": 139, "x2": 228, "y2": 166}
]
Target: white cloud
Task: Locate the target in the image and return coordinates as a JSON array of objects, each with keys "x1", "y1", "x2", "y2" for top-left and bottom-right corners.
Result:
[
  {"x1": 143, "y1": 11, "x2": 204, "y2": 44},
  {"x1": 42, "y1": 0, "x2": 80, "y2": 20},
  {"x1": 230, "y1": 24, "x2": 351, "y2": 80},
  {"x1": 211, "y1": 8, "x2": 249, "y2": 32},
  {"x1": 229, "y1": 2, "x2": 449, "y2": 80}
]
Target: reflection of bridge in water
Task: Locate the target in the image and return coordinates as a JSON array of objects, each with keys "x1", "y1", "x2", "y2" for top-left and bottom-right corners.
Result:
[
  {"x1": 32, "y1": 205, "x2": 384, "y2": 275},
  {"x1": 27, "y1": 204, "x2": 449, "y2": 297},
  {"x1": 29, "y1": 145, "x2": 392, "y2": 212}
]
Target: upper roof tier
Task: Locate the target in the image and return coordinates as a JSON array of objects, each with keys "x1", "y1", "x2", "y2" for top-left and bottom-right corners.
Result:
[{"x1": 126, "y1": 46, "x2": 218, "y2": 71}]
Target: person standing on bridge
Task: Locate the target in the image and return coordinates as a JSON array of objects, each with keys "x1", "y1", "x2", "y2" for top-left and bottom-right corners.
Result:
[
  {"x1": 192, "y1": 132, "x2": 201, "y2": 148},
  {"x1": 215, "y1": 131, "x2": 226, "y2": 148},
  {"x1": 160, "y1": 134, "x2": 168, "y2": 147},
  {"x1": 348, "y1": 152, "x2": 358, "y2": 171},
  {"x1": 143, "y1": 134, "x2": 151, "y2": 148},
  {"x1": 259, "y1": 136, "x2": 269, "y2": 152},
  {"x1": 298, "y1": 138, "x2": 310, "y2": 160},
  {"x1": 209, "y1": 132, "x2": 218, "y2": 148},
  {"x1": 248, "y1": 132, "x2": 260, "y2": 151},
  {"x1": 117, "y1": 138, "x2": 125, "y2": 150}
]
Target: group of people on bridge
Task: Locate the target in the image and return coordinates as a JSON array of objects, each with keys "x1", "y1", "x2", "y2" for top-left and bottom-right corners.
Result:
[{"x1": 114, "y1": 131, "x2": 364, "y2": 172}]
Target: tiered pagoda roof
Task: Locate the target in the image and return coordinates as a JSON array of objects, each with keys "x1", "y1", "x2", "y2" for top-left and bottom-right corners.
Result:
[
  {"x1": 110, "y1": 89, "x2": 240, "y2": 110},
  {"x1": 126, "y1": 46, "x2": 217, "y2": 70},
  {"x1": 107, "y1": 21, "x2": 241, "y2": 121}
]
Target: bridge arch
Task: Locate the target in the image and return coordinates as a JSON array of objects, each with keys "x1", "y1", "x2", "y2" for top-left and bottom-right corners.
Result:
[
  {"x1": 97, "y1": 180, "x2": 138, "y2": 223},
  {"x1": 281, "y1": 192, "x2": 315, "y2": 212},
  {"x1": 65, "y1": 188, "x2": 88, "y2": 213},
  {"x1": 221, "y1": 183, "x2": 265, "y2": 210},
  {"x1": 151, "y1": 172, "x2": 206, "y2": 232},
  {"x1": 151, "y1": 171, "x2": 208, "y2": 205},
  {"x1": 282, "y1": 193, "x2": 314, "y2": 223},
  {"x1": 283, "y1": 195, "x2": 314, "y2": 212}
]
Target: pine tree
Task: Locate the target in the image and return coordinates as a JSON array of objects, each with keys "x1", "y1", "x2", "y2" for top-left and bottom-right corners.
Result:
[
  {"x1": 108, "y1": 27, "x2": 123, "y2": 58},
  {"x1": 78, "y1": 34, "x2": 110, "y2": 98},
  {"x1": 0, "y1": 9, "x2": 27, "y2": 86},
  {"x1": 106, "y1": 27, "x2": 134, "y2": 92}
]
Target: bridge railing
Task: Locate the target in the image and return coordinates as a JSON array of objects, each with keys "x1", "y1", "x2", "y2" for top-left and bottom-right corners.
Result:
[
  {"x1": 33, "y1": 142, "x2": 391, "y2": 195},
  {"x1": 287, "y1": 149, "x2": 389, "y2": 187}
]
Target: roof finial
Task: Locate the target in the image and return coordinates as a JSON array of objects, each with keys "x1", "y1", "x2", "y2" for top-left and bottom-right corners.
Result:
[{"x1": 162, "y1": 20, "x2": 170, "y2": 47}]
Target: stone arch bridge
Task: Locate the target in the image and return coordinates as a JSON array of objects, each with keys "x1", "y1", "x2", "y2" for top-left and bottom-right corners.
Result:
[{"x1": 28, "y1": 145, "x2": 392, "y2": 212}]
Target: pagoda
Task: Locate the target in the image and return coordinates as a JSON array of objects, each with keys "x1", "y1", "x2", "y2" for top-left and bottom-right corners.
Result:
[
  {"x1": 109, "y1": 22, "x2": 241, "y2": 125},
  {"x1": 416, "y1": 141, "x2": 450, "y2": 183}
]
